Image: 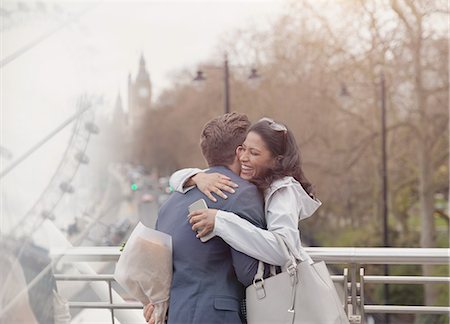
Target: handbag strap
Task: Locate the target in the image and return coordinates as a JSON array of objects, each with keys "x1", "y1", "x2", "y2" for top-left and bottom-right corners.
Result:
[
  {"x1": 272, "y1": 233, "x2": 300, "y2": 273},
  {"x1": 252, "y1": 233, "x2": 299, "y2": 283}
]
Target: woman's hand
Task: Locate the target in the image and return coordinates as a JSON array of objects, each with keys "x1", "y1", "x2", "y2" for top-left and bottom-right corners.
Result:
[
  {"x1": 189, "y1": 209, "x2": 218, "y2": 238},
  {"x1": 143, "y1": 304, "x2": 155, "y2": 324},
  {"x1": 191, "y1": 172, "x2": 238, "y2": 202}
]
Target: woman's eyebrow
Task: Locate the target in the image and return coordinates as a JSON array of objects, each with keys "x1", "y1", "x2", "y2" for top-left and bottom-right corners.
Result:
[
  {"x1": 249, "y1": 146, "x2": 261, "y2": 153},
  {"x1": 242, "y1": 143, "x2": 261, "y2": 152}
]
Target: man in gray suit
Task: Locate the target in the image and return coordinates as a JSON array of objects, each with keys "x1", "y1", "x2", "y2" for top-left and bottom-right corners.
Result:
[{"x1": 146, "y1": 113, "x2": 265, "y2": 324}]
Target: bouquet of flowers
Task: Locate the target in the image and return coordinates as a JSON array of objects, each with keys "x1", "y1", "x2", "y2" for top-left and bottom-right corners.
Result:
[{"x1": 114, "y1": 222, "x2": 172, "y2": 324}]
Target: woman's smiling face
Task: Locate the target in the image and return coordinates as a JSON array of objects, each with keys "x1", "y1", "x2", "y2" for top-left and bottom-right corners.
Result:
[{"x1": 237, "y1": 131, "x2": 276, "y2": 181}]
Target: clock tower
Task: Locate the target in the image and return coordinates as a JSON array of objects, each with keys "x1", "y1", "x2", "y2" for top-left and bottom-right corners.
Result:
[{"x1": 128, "y1": 54, "x2": 152, "y2": 129}]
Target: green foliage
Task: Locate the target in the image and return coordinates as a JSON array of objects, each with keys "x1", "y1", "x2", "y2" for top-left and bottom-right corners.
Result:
[
  {"x1": 415, "y1": 314, "x2": 449, "y2": 324},
  {"x1": 434, "y1": 265, "x2": 450, "y2": 307},
  {"x1": 312, "y1": 217, "x2": 383, "y2": 247},
  {"x1": 372, "y1": 265, "x2": 423, "y2": 306},
  {"x1": 436, "y1": 229, "x2": 449, "y2": 248}
]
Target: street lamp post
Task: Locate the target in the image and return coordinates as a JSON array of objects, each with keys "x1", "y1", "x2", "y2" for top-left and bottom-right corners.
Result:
[
  {"x1": 341, "y1": 74, "x2": 389, "y2": 246},
  {"x1": 380, "y1": 72, "x2": 390, "y2": 324},
  {"x1": 194, "y1": 53, "x2": 259, "y2": 114},
  {"x1": 381, "y1": 72, "x2": 388, "y2": 251},
  {"x1": 341, "y1": 73, "x2": 389, "y2": 321}
]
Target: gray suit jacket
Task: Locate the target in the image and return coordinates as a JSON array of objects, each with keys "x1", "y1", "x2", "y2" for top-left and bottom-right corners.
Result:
[{"x1": 156, "y1": 166, "x2": 265, "y2": 324}]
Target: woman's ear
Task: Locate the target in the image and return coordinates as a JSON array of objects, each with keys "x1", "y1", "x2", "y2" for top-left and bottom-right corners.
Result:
[
  {"x1": 236, "y1": 145, "x2": 243, "y2": 158},
  {"x1": 275, "y1": 155, "x2": 284, "y2": 166},
  {"x1": 271, "y1": 155, "x2": 282, "y2": 168}
]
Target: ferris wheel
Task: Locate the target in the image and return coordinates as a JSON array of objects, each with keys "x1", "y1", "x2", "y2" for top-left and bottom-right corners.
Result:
[{"x1": 9, "y1": 97, "x2": 100, "y2": 238}]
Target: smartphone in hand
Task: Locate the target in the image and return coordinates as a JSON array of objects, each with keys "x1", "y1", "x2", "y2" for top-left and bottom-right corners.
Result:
[{"x1": 188, "y1": 199, "x2": 215, "y2": 242}]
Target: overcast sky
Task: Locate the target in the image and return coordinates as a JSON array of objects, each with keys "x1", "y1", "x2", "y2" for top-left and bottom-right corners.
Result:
[{"x1": 1, "y1": 0, "x2": 286, "y2": 232}]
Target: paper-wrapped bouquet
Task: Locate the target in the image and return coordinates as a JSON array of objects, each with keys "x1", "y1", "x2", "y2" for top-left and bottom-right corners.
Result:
[{"x1": 114, "y1": 222, "x2": 172, "y2": 324}]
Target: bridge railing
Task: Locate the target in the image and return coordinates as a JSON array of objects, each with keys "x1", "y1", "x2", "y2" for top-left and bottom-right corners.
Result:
[{"x1": 51, "y1": 247, "x2": 450, "y2": 324}]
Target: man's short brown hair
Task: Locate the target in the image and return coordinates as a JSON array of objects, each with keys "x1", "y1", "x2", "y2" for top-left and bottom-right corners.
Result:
[{"x1": 200, "y1": 112, "x2": 250, "y2": 167}]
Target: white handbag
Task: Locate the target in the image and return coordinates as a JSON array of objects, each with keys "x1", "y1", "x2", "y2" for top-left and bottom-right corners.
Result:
[{"x1": 246, "y1": 234, "x2": 349, "y2": 324}]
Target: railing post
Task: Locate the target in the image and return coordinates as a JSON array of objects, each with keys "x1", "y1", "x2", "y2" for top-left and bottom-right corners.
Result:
[
  {"x1": 348, "y1": 263, "x2": 362, "y2": 324},
  {"x1": 359, "y1": 268, "x2": 366, "y2": 324},
  {"x1": 343, "y1": 268, "x2": 349, "y2": 316},
  {"x1": 351, "y1": 263, "x2": 357, "y2": 314},
  {"x1": 108, "y1": 280, "x2": 115, "y2": 324}
]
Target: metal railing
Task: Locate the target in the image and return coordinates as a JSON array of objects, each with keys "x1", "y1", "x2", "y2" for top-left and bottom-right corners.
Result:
[
  {"x1": 52, "y1": 247, "x2": 450, "y2": 324},
  {"x1": 304, "y1": 247, "x2": 450, "y2": 323},
  {"x1": 53, "y1": 274, "x2": 142, "y2": 324}
]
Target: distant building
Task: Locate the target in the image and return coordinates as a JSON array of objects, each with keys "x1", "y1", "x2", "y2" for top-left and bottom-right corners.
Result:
[
  {"x1": 111, "y1": 54, "x2": 152, "y2": 160},
  {"x1": 128, "y1": 54, "x2": 152, "y2": 129}
]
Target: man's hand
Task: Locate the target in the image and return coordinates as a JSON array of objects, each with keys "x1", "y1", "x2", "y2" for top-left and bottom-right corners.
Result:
[
  {"x1": 189, "y1": 209, "x2": 217, "y2": 238},
  {"x1": 143, "y1": 304, "x2": 155, "y2": 324},
  {"x1": 192, "y1": 172, "x2": 238, "y2": 202}
]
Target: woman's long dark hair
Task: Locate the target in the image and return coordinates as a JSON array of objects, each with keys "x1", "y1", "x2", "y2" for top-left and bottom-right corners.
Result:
[{"x1": 249, "y1": 119, "x2": 315, "y2": 197}]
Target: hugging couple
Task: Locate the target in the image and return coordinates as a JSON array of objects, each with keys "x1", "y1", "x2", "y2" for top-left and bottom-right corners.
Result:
[{"x1": 144, "y1": 112, "x2": 321, "y2": 324}]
